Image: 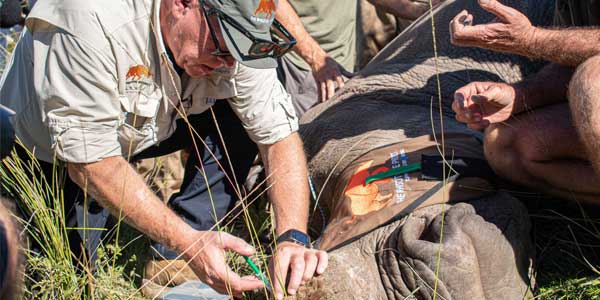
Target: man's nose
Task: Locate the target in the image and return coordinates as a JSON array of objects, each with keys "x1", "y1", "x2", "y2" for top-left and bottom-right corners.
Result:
[{"x1": 197, "y1": 54, "x2": 226, "y2": 69}]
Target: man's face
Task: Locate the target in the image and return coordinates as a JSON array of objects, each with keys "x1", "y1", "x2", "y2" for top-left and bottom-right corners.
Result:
[{"x1": 160, "y1": 0, "x2": 235, "y2": 77}]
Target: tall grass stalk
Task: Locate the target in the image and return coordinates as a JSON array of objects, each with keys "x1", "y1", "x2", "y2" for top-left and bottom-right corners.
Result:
[{"x1": 424, "y1": 1, "x2": 449, "y2": 299}]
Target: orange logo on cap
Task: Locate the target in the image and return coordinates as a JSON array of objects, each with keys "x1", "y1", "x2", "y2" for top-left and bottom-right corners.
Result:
[
  {"x1": 126, "y1": 65, "x2": 152, "y2": 81},
  {"x1": 253, "y1": 0, "x2": 276, "y2": 19}
]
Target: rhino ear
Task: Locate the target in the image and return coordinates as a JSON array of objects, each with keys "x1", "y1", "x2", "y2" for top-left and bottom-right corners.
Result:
[{"x1": 0, "y1": 0, "x2": 24, "y2": 28}]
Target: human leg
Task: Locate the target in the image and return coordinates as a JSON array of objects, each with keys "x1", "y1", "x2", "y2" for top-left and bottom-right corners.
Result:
[
  {"x1": 569, "y1": 55, "x2": 600, "y2": 179},
  {"x1": 484, "y1": 103, "x2": 600, "y2": 203}
]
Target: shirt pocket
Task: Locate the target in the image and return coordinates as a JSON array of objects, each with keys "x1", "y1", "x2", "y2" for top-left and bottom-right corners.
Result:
[
  {"x1": 120, "y1": 81, "x2": 162, "y2": 119},
  {"x1": 118, "y1": 81, "x2": 163, "y2": 154}
]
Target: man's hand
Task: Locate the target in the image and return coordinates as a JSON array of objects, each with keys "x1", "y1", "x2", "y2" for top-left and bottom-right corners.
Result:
[
  {"x1": 450, "y1": 0, "x2": 537, "y2": 55},
  {"x1": 310, "y1": 51, "x2": 350, "y2": 102},
  {"x1": 184, "y1": 231, "x2": 264, "y2": 297},
  {"x1": 453, "y1": 81, "x2": 516, "y2": 130},
  {"x1": 269, "y1": 242, "x2": 328, "y2": 300},
  {"x1": 275, "y1": 0, "x2": 352, "y2": 102}
]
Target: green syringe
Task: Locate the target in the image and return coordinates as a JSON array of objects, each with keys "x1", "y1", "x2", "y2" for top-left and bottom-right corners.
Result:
[{"x1": 243, "y1": 255, "x2": 272, "y2": 292}]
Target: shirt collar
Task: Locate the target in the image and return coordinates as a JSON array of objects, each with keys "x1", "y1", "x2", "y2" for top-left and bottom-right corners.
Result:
[{"x1": 153, "y1": 0, "x2": 168, "y2": 57}]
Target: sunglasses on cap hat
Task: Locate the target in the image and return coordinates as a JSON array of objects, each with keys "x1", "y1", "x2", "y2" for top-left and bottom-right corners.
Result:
[{"x1": 199, "y1": 0, "x2": 296, "y2": 59}]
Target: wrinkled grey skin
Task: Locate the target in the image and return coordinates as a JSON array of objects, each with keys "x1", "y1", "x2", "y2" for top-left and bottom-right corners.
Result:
[
  {"x1": 296, "y1": 0, "x2": 555, "y2": 299},
  {"x1": 297, "y1": 195, "x2": 533, "y2": 300}
]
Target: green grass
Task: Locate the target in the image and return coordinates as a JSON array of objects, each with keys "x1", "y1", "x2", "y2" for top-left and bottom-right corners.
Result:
[{"x1": 537, "y1": 278, "x2": 600, "y2": 299}]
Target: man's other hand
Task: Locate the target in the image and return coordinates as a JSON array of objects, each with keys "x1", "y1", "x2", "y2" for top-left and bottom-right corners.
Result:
[
  {"x1": 269, "y1": 242, "x2": 328, "y2": 300},
  {"x1": 449, "y1": 0, "x2": 536, "y2": 55},
  {"x1": 453, "y1": 81, "x2": 516, "y2": 130},
  {"x1": 184, "y1": 231, "x2": 264, "y2": 297},
  {"x1": 311, "y1": 53, "x2": 351, "y2": 102}
]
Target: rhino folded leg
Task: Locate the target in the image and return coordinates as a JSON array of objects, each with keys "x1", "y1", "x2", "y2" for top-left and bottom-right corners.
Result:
[
  {"x1": 379, "y1": 193, "x2": 533, "y2": 300},
  {"x1": 297, "y1": 194, "x2": 533, "y2": 300}
]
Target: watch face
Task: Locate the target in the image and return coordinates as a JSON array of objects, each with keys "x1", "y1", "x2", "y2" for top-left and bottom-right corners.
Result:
[{"x1": 290, "y1": 230, "x2": 310, "y2": 246}]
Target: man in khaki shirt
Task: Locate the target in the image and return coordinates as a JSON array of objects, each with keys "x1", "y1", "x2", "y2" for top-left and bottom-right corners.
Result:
[{"x1": 0, "y1": 0, "x2": 327, "y2": 298}]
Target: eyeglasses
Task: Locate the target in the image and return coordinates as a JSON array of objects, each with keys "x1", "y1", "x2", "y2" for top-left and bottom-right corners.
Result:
[{"x1": 199, "y1": 0, "x2": 297, "y2": 59}]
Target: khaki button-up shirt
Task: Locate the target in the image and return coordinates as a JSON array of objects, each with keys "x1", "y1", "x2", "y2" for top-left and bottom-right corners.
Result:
[{"x1": 0, "y1": 0, "x2": 298, "y2": 163}]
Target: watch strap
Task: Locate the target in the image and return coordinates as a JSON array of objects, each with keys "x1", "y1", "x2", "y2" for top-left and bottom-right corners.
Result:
[{"x1": 276, "y1": 229, "x2": 311, "y2": 248}]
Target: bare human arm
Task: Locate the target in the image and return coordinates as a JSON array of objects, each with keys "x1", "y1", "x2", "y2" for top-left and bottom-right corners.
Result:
[
  {"x1": 511, "y1": 63, "x2": 574, "y2": 112},
  {"x1": 258, "y1": 133, "x2": 328, "y2": 300},
  {"x1": 275, "y1": 0, "x2": 348, "y2": 101},
  {"x1": 453, "y1": 63, "x2": 574, "y2": 129},
  {"x1": 450, "y1": 0, "x2": 600, "y2": 66},
  {"x1": 367, "y1": 0, "x2": 442, "y2": 20},
  {"x1": 66, "y1": 156, "x2": 263, "y2": 297},
  {"x1": 259, "y1": 133, "x2": 309, "y2": 237}
]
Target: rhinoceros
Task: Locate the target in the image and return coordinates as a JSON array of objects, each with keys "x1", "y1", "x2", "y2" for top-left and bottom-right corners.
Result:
[{"x1": 294, "y1": 0, "x2": 556, "y2": 299}]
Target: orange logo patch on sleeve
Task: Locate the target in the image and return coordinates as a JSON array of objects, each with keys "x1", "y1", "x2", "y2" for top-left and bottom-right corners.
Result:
[
  {"x1": 253, "y1": 0, "x2": 276, "y2": 19},
  {"x1": 344, "y1": 161, "x2": 394, "y2": 218},
  {"x1": 126, "y1": 65, "x2": 152, "y2": 81}
]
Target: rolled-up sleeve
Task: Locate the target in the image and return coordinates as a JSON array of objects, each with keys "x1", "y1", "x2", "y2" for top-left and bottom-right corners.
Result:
[
  {"x1": 228, "y1": 64, "x2": 299, "y2": 145},
  {"x1": 35, "y1": 29, "x2": 121, "y2": 163}
]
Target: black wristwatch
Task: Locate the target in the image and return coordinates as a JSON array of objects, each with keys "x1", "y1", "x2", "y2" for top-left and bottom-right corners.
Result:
[{"x1": 276, "y1": 229, "x2": 311, "y2": 248}]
